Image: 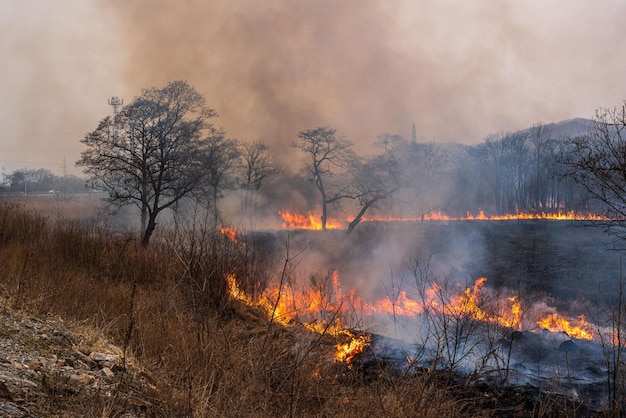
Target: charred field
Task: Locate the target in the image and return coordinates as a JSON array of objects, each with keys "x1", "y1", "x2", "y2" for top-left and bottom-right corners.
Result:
[
  {"x1": 255, "y1": 219, "x2": 622, "y2": 303},
  {"x1": 249, "y1": 220, "x2": 626, "y2": 411}
]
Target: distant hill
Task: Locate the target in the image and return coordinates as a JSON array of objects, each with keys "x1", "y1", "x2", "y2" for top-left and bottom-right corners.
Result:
[
  {"x1": 517, "y1": 118, "x2": 594, "y2": 140},
  {"x1": 434, "y1": 118, "x2": 595, "y2": 155}
]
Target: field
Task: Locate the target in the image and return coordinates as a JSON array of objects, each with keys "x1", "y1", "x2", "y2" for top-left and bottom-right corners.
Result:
[
  {"x1": 0, "y1": 196, "x2": 624, "y2": 416},
  {"x1": 257, "y1": 220, "x2": 621, "y2": 304}
]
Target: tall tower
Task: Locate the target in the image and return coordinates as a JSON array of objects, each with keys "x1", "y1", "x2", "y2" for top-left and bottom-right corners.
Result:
[
  {"x1": 108, "y1": 96, "x2": 124, "y2": 117},
  {"x1": 411, "y1": 123, "x2": 417, "y2": 143},
  {"x1": 108, "y1": 96, "x2": 124, "y2": 142}
]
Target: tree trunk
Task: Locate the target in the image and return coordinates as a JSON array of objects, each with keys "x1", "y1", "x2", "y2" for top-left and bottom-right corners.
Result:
[
  {"x1": 140, "y1": 202, "x2": 147, "y2": 239},
  {"x1": 346, "y1": 198, "x2": 379, "y2": 236},
  {"x1": 142, "y1": 213, "x2": 157, "y2": 246},
  {"x1": 212, "y1": 187, "x2": 219, "y2": 224}
]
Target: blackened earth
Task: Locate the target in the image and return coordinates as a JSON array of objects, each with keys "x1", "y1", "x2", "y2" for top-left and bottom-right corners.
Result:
[{"x1": 252, "y1": 220, "x2": 624, "y2": 304}]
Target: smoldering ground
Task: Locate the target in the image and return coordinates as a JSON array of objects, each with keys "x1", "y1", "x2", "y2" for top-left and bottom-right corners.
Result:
[{"x1": 251, "y1": 221, "x2": 623, "y2": 409}]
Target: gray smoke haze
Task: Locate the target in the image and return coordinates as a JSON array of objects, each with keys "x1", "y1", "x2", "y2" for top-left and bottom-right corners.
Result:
[{"x1": 2, "y1": 0, "x2": 626, "y2": 175}]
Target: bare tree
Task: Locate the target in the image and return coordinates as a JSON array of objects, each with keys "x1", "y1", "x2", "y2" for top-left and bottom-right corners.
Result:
[
  {"x1": 77, "y1": 80, "x2": 216, "y2": 245},
  {"x1": 345, "y1": 152, "x2": 403, "y2": 235},
  {"x1": 408, "y1": 141, "x2": 450, "y2": 220},
  {"x1": 291, "y1": 127, "x2": 355, "y2": 230},
  {"x1": 237, "y1": 140, "x2": 283, "y2": 214},
  {"x1": 565, "y1": 103, "x2": 626, "y2": 232},
  {"x1": 481, "y1": 131, "x2": 529, "y2": 213},
  {"x1": 529, "y1": 123, "x2": 552, "y2": 210},
  {"x1": 199, "y1": 127, "x2": 241, "y2": 224}
]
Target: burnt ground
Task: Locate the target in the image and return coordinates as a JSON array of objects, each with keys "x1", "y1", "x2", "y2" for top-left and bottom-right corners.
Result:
[
  {"x1": 252, "y1": 220, "x2": 624, "y2": 305},
  {"x1": 418, "y1": 220, "x2": 623, "y2": 301},
  {"x1": 249, "y1": 222, "x2": 624, "y2": 414}
]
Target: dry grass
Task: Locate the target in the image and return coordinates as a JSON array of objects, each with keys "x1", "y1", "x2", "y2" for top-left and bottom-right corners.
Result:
[{"x1": 0, "y1": 200, "x2": 566, "y2": 417}]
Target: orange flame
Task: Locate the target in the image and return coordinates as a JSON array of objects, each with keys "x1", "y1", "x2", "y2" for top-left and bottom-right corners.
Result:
[
  {"x1": 536, "y1": 313, "x2": 594, "y2": 340},
  {"x1": 220, "y1": 227, "x2": 239, "y2": 243},
  {"x1": 279, "y1": 209, "x2": 607, "y2": 230},
  {"x1": 279, "y1": 210, "x2": 343, "y2": 230},
  {"x1": 228, "y1": 268, "x2": 598, "y2": 370},
  {"x1": 435, "y1": 277, "x2": 523, "y2": 330},
  {"x1": 372, "y1": 290, "x2": 425, "y2": 316},
  {"x1": 335, "y1": 334, "x2": 370, "y2": 365},
  {"x1": 227, "y1": 270, "x2": 369, "y2": 362},
  {"x1": 359, "y1": 210, "x2": 608, "y2": 222}
]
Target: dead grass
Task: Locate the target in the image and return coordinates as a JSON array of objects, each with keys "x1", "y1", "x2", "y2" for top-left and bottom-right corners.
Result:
[{"x1": 0, "y1": 201, "x2": 560, "y2": 417}]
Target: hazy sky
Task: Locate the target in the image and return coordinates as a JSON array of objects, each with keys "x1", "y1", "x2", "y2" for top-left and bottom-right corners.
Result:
[{"x1": 2, "y1": 0, "x2": 626, "y2": 176}]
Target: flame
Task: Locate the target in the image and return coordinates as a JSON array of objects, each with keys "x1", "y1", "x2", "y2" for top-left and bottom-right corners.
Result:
[
  {"x1": 228, "y1": 267, "x2": 600, "y2": 371},
  {"x1": 372, "y1": 290, "x2": 425, "y2": 316},
  {"x1": 434, "y1": 277, "x2": 523, "y2": 330},
  {"x1": 220, "y1": 227, "x2": 239, "y2": 243},
  {"x1": 227, "y1": 270, "x2": 369, "y2": 362},
  {"x1": 227, "y1": 274, "x2": 251, "y2": 304},
  {"x1": 536, "y1": 313, "x2": 594, "y2": 340},
  {"x1": 335, "y1": 334, "x2": 370, "y2": 364},
  {"x1": 278, "y1": 209, "x2": 607, "y2": 231},
  {"x1": 279, "y1": 210, "x2": 343, "y2": 230},
  {"x1": 359, "y1": 210, "x2": 608, "y2": 223},
  {"x1": 508, "y1": 296, "x2": 523, "y2": 329}
]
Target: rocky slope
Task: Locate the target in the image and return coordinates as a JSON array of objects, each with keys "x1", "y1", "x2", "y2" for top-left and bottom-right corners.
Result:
[{"x1": 0, "y1": 301, "x2": 161, "y2": 417}]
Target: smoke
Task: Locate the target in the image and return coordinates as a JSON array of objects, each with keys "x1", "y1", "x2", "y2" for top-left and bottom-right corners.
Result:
[
  {"x1": 4, "y1": 1, "x2": 626, "y2": 175},
  {"x1": 102, "y1": 0, "x2": 626, "y2": 170},
  {"x1": 0, "y1": 1, "x2": 124, "y2": 176}
]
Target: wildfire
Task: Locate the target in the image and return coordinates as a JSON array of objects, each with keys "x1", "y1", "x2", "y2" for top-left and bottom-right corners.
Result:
[
  {"x1": 220, "y1": 227, "x2": 239, "y2": 244},
  {"x1": 227, "y1": 267, "x2": 600, "y2": 371},
  {"x1": 361, "y1": 210, "x2": 608, "y2": 222},
  {"x1": 434, "y1": 277, "x2": 523, "y2": 330},
  {"x1": 536, "y1": 313, "x2": 594, "y2": 340},
  {"x1": 226, "y1": 270, "x2": 369, "y2": 363},
  {"x1": 277, "y1": 209, "x2": 607, "y2": 231},
  {"x1": 372, "y1": 290, "x2": 425, "y2": 316},
  {"x1": 335, "y1": 334, "x2": 370, "y2": 364},
  {"x1": 279, "y1": 210, "x2": 343, "y2": 230}
]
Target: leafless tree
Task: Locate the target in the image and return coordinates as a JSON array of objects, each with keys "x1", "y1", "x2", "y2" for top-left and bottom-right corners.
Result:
[
  {"x1": 481, "y1": 131, "x2": 529, "y2": 213},
  {"x1": 291, "y1": 126, "x2": 355, "y2": 230},
  {"x1": 565, "y1": 103, "x2": 626, "y2": 233},
  {"x1": 77, "y1": 80, "x2": 216, "y2": 245},
  {"x1": 529, "y1": 123, "x2": 552, "y2": 210},
  {"x1": 236, "y1": 140, "x2": 283, "y2": 214},
  {"x1": 407, "y1": 141, "x2": 450, "y2": 220},
  {"x1": 344, "y1": 152, "x2": 403, "y2": 235},
  {"x1": 198, "y1": 127, "x2": 241, "y2": 224}
]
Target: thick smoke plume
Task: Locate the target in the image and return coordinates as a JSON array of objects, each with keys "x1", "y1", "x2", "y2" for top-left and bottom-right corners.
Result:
[
  {"x1": 3, "y1": 1, "x2": 626, "y2": 175},
  {"x1": 104, "y1": 0, "x2": 626, "y2": 169}
]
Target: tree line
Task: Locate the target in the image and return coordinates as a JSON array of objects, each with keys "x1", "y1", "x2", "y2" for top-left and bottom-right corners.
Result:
[
  {"x1": 4, "y1": 80, "x2": 615, "y2": 245},
  {"x1": 1, "y1": 168, "x2": 88, "y2": 196}
]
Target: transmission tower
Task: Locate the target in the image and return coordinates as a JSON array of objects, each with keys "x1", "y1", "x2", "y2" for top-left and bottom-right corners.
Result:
[
  {"x1": 108, "y1": 96, "x2": 124, "y2": 117},
  {"x1": 108, "y1": 96, "x2": 124, "y2": 142}
]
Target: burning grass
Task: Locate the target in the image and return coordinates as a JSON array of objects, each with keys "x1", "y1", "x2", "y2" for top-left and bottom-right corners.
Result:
[
  {"x1": 278, "y1": 208, "x2": 610, "y2": 231},
  {"x1": 0, "y1": 203, "x2": 489, "y2": 416},
  {"x1": 0, "y1": 202, "x2": 620, "y2": 416}
]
